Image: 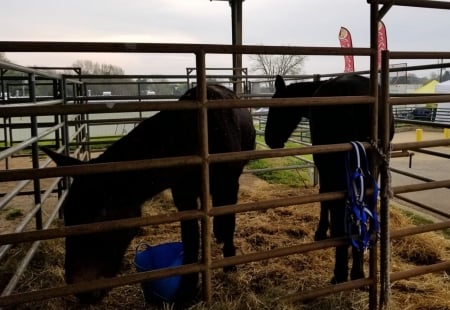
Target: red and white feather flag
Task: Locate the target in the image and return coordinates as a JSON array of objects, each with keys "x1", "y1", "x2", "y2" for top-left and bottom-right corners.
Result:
[
  {"x1": 338, "y1": 26, "x2": 355, "y2": 72},
  {"x1": 377, "y1": 21, "x2": 388, "y2": 71}
]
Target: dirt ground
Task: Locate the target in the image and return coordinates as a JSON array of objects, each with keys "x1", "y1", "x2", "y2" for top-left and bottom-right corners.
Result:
[{"x1": 1, "y1": 156, "x2": 450, "y2": 309}]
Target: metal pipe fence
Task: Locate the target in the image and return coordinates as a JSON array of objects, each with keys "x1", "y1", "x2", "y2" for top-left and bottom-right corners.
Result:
[{"x1": 0, "y1": 1, "x2": 450, "y2": 309}]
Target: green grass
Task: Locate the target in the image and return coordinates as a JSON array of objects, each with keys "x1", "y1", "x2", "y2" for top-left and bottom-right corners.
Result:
[
  {"x1": 5, "y1": 208, "x2": 23, "y2": 221},
  {"x1": 248, "y1": 136, "x2": 314, "y2": 187}
]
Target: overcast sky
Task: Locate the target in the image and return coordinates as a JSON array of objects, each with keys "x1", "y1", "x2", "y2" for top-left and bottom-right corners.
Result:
[{"x1": 2, "y1": 0, "x2": 450, "y2": 77}]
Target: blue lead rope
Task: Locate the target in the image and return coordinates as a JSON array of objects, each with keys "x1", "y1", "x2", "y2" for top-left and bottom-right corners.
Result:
[{"x1": 345, "y1": 141, "x2": 380, "y2": 252}]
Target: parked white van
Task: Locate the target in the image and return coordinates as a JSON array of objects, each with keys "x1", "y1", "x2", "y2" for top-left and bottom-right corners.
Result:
[{"x1": 434, "y1": 81, "x2": 450, "y2": 124}]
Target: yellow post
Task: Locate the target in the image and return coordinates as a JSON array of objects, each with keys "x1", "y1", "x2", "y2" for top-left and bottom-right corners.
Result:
[
  {"x1": 444, "y1": 128, "x2": 450, "y2": 139},
  {"x1": 416, "y1": 128, "x2": 423, "y2": 141}
]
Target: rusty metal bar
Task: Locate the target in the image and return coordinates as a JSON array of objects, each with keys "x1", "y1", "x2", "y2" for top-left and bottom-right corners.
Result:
[
  {"x1": 390, "y1": 94, "x2": 450, "y2": 106},
  {"x1": 376, "y1": 0, "x2": 450, "y2": 10},
  {"x1": 379, "y1": 3, "x2": 393, "y2": 19},
  {"x1": 393, "y1": 180, "x2": 450, "y2": 194},
  {"x1": 392, "y1": 139, "x2": 450, "y2": 151},
  {"x1": 2, "y1": 216, "x2": 447, "y2": 308},
  {"x1": 196, "y1": 49, "x2": 213, "y2": 304},
  {"x1": 391, "y1": 167, "x2": 445, "y2": 184},
  {"x1": 0, "y1": 234, "x2": 352, "y2": 307},
  {"x1": 0, "y1": 95, "x2": 376, "y2": 117},
  {"x1": 0, "y1": 234, "x2": 347, "y2": 306},
  {"x1": 0, "y1": 139, "x2": 447, "y2": 183},
  {"x1": 0, "y1": 262, "x2": 205, "y2": 307},
  {"x1": 391, "y1": 220, "x2": 450, "y2": 239},
  {"x1": 0, "y1": 41, "x2": 372, "y2": 56},
  {"x1": 390, "y1": 261, "x2": 450, "y2": 282},
  {"x1": 0, "y1": 155, "x2": 203, "y2": 182},
  {"x1": 0, "y1": 209, "x2": 205, "y2": 245},
  {"x1": 394, "y1": 194, "x2": 450, "y2": 219},
  {"x1": 369, "y1": 2, "x2": 380, "y2": 308},
  {"x1": 280, "y1": 278, "x2": 374, "y2": 304},
  {"x1": 0, "y1": 143, "x2": 369, "y2": 182},
  {"x1": 1, "y1": 4, "x2": 450, "y2": 306},
  {"x1": 390, "y1": 51, "x2": 450, "y2": 59},
  {"x1": 379, "y1": 49, "x2": 392, "y2": 308},
  {"x1": 213, "y1": 236, "x2": 348, "y2": 270},
  {"x1": 0, "y1": 189, "x2": 346, "y2": 249},
  {"x1": 276, "y1": 222, "x2": 450, "y2": 305},
  {"x1": 0, "y1": 99, "x2": 196, "y2": 117},
  {"x1": 414, "y1": 148, "x2": 450, "y2": 159}
]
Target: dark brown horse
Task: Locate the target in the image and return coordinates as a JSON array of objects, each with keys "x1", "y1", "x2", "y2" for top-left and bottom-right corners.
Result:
[
  {"x1": 265, "y1": 74, "x2": 393, "y2": 284},
  {"x1": 43, "y1": 84, "x2": 255, "y2": 304}
]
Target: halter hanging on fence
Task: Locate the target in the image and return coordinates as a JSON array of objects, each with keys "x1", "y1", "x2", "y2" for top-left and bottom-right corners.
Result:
[{"x1": 345, "y1": 141, "x2": 380, "y2": 252}]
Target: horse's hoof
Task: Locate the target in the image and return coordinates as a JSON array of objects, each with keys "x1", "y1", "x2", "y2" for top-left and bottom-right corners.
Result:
[
  {"x1": 330, "y1": 275, "x2": 348, "y2": 284},
  {"x1": 314, "y1": 231, "x2": 328, "y2": 241}
]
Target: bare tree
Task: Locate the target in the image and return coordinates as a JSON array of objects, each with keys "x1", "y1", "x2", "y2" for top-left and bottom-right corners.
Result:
[
  {"x1": 250, "y1": 54, "x2": 306, "y2": 91},
  {"x1": 69, "y1": 60, "x2": 131, "y2": 96},
  {"x1": 251, "y1": 54, "x2": 306, "y2": 77},
  {"x1": 0, "y1": 52, "x2": 8, "y2": 62},
  {"x1": 71, "y1": 60, "x2": 125, "y2": 75}
]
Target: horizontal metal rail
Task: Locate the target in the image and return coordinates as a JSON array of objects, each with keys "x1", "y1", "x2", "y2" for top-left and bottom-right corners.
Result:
[
  {"x1": 0, "y1": 139, "x2": 447, "y2": 182},
  {"x1": 376, "y1": 0, "x2": 450, "y2": 10},
  {"x1": 394, "y1": 194, "x2": 450, "y2": 219},
  {"x1": 0, "y1": 41, "x2": 373, "y2": 56},
  {"x1": 0, "y1": 10, "x2": 449, "y2": 307},
  {"x1": 0, "y1": 60, "x2": 63, "y2": 80},
  {"x1": 2, "y1": 215, "x2": 448, "y2": 307},
  {"x1": 390, "y1": 94, "x2": 450, "y2": 106},
  {"x1": 0, "y1": 95, "x2": 376, "y2": 117}
]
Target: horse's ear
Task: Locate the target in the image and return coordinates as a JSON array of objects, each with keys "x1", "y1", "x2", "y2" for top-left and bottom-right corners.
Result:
[
  {"x1": 41, "y1": 147, "x2": 83, "y2": 166},
  {"x1": 275, "y1": 75, "x2": 286, "y2": 91}
]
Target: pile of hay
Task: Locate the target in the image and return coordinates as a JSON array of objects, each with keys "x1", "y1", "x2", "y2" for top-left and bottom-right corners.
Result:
[{"x1": 2, "y1": 174, "x2": 449, "y2": 309}]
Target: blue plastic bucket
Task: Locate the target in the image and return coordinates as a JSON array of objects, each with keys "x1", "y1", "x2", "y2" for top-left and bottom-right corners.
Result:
[{"x1": 134, "y1": 242, "x2": 184, "y2": 302}]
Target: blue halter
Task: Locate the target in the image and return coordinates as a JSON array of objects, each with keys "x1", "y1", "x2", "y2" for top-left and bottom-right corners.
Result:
[{"x1": 345, "y1": 141, "x2": 380, "y2": 252}]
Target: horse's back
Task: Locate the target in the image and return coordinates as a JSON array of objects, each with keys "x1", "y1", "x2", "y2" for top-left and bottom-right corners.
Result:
[{"x1": 309, "y1": 75, "x2": 372, "y2": 145}]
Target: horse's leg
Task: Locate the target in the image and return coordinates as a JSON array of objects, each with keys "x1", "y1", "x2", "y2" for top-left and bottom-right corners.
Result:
[
  {"x1": 211, "y1": 170, "x2": 240, "y2": 272},
  {"x1": 328, "y1": 199, "x2": 350, "y2": 284},
  {"x1": 171, "y1": 185, "x2": 200, "y2": 301},
  {"x1": 315, "y1": 198, "x2": 329, "y2": 241},
  {"x1": 350, "y1": 246, "x2": 365, "y2": 280},
  {"x1": 314, "y1": 157, "x2": 331, "y2": 240}
]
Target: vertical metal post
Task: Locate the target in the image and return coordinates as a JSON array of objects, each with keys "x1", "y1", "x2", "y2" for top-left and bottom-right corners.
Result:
[
  {"x1": 61, "y1": 78, "x2": 70, "y2": 156},
  {"x1": 379, "y1": 49, "x2": 392, "y2": 309},
  {"x1": 28, "y1": 73, "x2": 43, "y2": 230},
  {"x1": 370, "y1": 1, "x2": 379, "y2": 142},
  {"x1": 2, "y1": 117, "x2": 11, "y2": 169},
  {"x1": 196, "y1": 50, "x2": 213, "y2": 303},
  {"x1": 60, "y1": 77, "x2": 72, "y2": 198},
  {"x1": 230, "y1": 0, "x2": 243, "y2": 95},
  {"x1": 369, "y1": 2, "x2": 380, "y2": 309}
]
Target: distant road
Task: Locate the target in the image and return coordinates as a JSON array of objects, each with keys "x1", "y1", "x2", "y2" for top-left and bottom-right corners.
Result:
[{"x1": 390, "y1": 129, "x2": 450, "y2": 220}]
